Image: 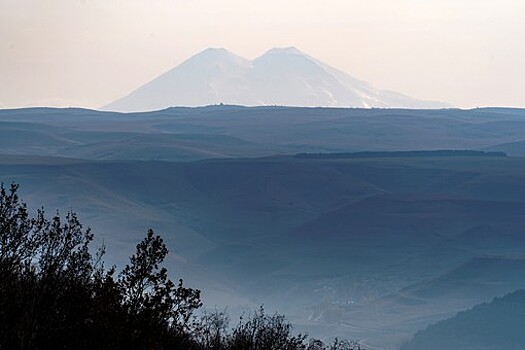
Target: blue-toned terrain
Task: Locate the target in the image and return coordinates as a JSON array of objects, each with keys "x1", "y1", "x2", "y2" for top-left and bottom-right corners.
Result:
[{"x1": 1, "y1": 106, "x2": 525, "y2": 349}]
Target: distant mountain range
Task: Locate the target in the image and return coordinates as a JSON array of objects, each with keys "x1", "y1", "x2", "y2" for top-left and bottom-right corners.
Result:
[{"x1": 104, "y1": 47, "x2": 449, "y2": 112}]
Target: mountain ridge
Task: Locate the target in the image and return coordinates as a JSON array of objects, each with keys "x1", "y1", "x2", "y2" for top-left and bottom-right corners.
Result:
[
  {"x1": 104, "y1": 47, "x2": 449, "y2": 112},
  {"x1": 400, "y1": 289, "x2": 525, "y2": 350}
]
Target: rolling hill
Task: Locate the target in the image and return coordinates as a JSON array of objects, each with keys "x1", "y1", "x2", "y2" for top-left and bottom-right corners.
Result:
[
  {"x1": 400, "y1": 289, "x2": 525, "y2": 350},
  {"x1": 2, "y1": 107, "x2": 525, "y2": 348},
  {"x1": 2, "y1": 107, "x2": 525, "y2": 160}
]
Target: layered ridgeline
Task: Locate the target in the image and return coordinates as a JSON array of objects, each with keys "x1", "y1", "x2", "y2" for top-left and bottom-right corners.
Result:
[
  {"x1": 104, "y1": 47, "x2": 448, "y2": 112},
  {"x1": 3, "y1": 107, "x2": 525, "y2": 348},
  {"x1": 400, "y1": 290, "x2": 525, "y2": 350}
]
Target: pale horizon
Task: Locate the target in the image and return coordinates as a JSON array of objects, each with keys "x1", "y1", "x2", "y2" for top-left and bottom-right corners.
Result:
[{"x1": 1, "y1": 0, "x2": 524, "y2": 109}]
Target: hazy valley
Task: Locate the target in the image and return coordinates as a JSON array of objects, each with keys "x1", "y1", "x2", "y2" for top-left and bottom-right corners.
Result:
[
  {"x1": 3, "y1": 0, "x2": 524, "y2": 347},
  {"x1": 1, "y1": 106, "x2": 525, "y2": 349}
]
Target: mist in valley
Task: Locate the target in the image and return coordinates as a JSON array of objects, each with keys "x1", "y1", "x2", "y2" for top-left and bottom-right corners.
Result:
[
  {"x1": 1, "y1": 107, "x2": 525, "y2": 349},
  {"x1": 2, "y1": 0, "x2": 525, "y2": 347}
]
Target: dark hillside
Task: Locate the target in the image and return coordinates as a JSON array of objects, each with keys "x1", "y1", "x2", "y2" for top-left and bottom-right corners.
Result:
[{"x1": 400, "y1": 290, "x2": 525, "y2": 350}]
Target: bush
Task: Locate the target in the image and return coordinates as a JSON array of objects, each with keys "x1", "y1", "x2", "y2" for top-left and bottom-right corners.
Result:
[
  {"x1": 0, "y1": 182, "x2": 362, "y2": 349},
  {"x1": 0, "y1": 182, "x2": 201, "y2": 349}
]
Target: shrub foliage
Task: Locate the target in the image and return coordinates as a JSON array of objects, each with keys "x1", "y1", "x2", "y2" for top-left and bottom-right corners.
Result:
[{"x1": 0, "y1": 183, "x2": 363, "y2": 350}]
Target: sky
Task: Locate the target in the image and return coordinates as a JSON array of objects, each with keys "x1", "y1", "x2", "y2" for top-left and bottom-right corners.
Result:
[{"x1": 1, "y1": 0, "x2": 524, "y2": 109}]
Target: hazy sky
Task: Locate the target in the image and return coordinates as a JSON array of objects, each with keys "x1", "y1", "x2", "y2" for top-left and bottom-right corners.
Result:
[{"x1": 1, "y1": 0, "x2": 524, "y2": 109}]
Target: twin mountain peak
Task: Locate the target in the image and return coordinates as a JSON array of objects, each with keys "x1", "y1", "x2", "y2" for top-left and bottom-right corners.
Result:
[{"x1": 104, "y1": 47, "x2": 448, "y2": 112}]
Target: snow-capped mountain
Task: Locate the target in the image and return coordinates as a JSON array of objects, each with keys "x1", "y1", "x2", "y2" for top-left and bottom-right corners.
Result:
[{"x1": 104, "y1": 47, "x2": 448, "y2": 112}]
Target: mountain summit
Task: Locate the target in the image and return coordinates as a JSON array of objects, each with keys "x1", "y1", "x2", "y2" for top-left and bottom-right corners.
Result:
[{"x1": 104, "y1": 47, "x2": 448, "y2": 112}]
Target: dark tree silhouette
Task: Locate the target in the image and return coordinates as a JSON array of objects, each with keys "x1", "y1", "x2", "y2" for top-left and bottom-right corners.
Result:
[
  {"x1": 0, "y1": 183, "x2": 202, "y2": 349},
  {"x1": 0, "y1": 182, "x2": 362, "y2": 350},
  {"x1": 119, "y1": 229, "x2": 202, "y2": 348},
  {"x1": 226, "y1": 306, "x2": 308, "y2": 350}
]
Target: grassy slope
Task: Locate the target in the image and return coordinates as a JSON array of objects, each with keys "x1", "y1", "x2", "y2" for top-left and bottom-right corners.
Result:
[
  {"x1": 2, "y1": 154, "x2": 525, "y2": 348},
  {"x1": 2, "y1": 107, "x2": 525, "y2": 348},
  {"x1": 2, "y1": 107, "x2": 525, "y2": 160}
]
